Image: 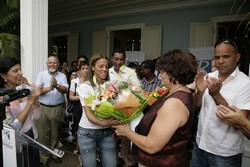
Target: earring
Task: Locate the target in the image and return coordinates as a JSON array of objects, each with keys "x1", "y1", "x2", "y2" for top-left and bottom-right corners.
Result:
[
  {"x1": 4, "y1": 79, "x2": 7, "y2": 82},
  {"x1": 93, "y1": 75, "x2": 97, "y2": 85}
]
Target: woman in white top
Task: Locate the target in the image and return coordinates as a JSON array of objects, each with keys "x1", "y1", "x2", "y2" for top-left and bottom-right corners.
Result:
[
  {"x1": 68, "y1": 61, "x2": 89, "y2": 154},
  {"x1": 78, "y1": 54, "x2": 120, "y2": 167}
]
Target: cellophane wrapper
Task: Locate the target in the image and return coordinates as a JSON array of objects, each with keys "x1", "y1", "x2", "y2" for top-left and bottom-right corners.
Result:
[{"x1": 84, "y1": 81, "x2": 153, "y2": 123}]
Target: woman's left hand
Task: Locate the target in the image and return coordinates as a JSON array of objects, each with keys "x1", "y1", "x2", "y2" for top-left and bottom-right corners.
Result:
[{"x1": 112, "y1": 123, "x2": 130, "y2": 136}]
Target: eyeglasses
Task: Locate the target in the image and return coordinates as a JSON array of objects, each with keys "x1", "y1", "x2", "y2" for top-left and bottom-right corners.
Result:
[{"x1": 214, "y1": 39, "x2": 238, "y2": 52}]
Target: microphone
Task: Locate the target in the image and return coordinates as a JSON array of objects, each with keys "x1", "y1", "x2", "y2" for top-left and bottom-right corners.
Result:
[
  {"x1": 0, "y1": 88, "x2": 16, "y2": 96},
  {"x1": 2, "y1": 86, "x2": 34, "y2": 103},
  {"x1": 0, "y1": 85, "x2": 32, "y2": 96}
]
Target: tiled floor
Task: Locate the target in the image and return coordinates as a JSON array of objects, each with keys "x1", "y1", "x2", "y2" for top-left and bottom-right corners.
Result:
[
  {"x1": 49, "y1": 141, "x2": 81, "y2": 167},
  {"x1": 47, "y1": 139, "x2": 126, "y2": 167}
]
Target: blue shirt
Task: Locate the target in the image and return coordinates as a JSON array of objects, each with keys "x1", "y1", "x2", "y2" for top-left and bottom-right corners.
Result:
[{"x1": 36, "y1": 70, "x2": 68, "y2": 105}]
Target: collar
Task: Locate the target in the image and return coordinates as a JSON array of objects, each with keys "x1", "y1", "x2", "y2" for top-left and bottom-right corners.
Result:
[
  {"x1": 211, "y1": 67, "x2": 239, "y2": 83},
  {"x1": 229, "y1": 66, "x2": 239, "y2": 78},
  {"x1": 109, "y1": 66, "x2": 126, "y2": 74}
]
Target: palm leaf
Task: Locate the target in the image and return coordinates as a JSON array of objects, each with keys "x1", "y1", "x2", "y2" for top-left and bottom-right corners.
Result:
[
  {"x1": 0, "y1": 33, "x2": 20, "y2": 59},
  {"x1": 0, "y1": 10, "x2": 20, "y2": 32},
  {"x1": 6, "y1": 0, "x2": 20, "y2": 10}
]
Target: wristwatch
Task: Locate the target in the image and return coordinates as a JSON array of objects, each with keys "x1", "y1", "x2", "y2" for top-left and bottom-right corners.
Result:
[{"x1": 56, "y1": 84, "x2": 60, "y2": 88}]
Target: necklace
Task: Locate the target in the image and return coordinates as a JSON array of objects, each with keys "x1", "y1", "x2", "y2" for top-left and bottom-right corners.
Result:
[
  {"x1": 161, "y1": 85, "x2": 185, "y2": 101},
  {"x1": 168, "y1": 85, "x2": 185, "y2": 95}
]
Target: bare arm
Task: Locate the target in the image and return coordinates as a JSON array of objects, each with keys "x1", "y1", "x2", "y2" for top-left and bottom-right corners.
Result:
[
  {"x1": 16, "y1": 85, "x2": 42, "y2": 124},
  {"x1": 113, "y1": 98, "x2": 189, "y2": 154},
  {"x1": 69, "y1": 89, "x2": 80, "y2": 101},
  {"x1": 193, "y1": 91, "x2": 203, "y2": 112},
  {"x1": 216, "y1": 105, "x2": 250, "y2": 139},
  {"x1": 70, "y1": 73, "x2": 76, "y2": 81},
  {"x1": 55, "y1": 84, "x2": 68, "y2": 93}
]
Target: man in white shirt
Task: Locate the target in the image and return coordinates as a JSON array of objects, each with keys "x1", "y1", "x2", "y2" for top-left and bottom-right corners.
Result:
[
  {"x1": 191, "y1": 39, "x2": 250, "y2": 167},
  {"x1": 109, "y1": 48, "x2": 140, "y2": 167}
]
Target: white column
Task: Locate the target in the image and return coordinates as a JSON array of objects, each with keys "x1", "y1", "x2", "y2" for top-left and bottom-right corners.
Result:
[{"x1": 20, "y1": 0, "x2": 48, "y2": 84}]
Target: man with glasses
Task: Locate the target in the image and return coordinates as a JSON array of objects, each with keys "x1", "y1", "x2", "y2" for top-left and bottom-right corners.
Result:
[{"x1": 191, "y1": 39, "x2": 250, "y2": 167}]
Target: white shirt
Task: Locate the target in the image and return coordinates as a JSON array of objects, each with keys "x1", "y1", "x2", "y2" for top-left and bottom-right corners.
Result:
[
  {"x1": 196, "y1": 67, "x2": 250, "y2": 156},
  {"x1": 109, "y1": 66, "x2": 140, "y2": 84},
  {"x1": 70, "y1": 77, "x2": 81, "y2": 95},
  {"x1": 78, "y1": 81, "x2": 108, "y2": 129}
]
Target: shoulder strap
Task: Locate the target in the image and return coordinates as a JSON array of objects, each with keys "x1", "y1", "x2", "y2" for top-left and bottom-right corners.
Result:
[{"x1": 74, "y1": 83, "x2": 77, "y2": 96}]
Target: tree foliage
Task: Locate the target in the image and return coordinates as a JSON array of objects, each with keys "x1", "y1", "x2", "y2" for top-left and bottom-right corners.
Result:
[{"x1": 0, "y1": 0, "x2": 20, "y2": 58}]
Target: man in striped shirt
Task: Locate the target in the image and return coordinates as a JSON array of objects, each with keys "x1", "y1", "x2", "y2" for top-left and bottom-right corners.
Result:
[{"x1": 140, "y1": 59, "x2": 162, "y2": 92}]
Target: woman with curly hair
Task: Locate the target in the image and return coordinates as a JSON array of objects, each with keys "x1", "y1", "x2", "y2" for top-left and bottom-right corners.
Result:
[{"x1": 113, "y1": 49, "x2": 198, "y2": 167}]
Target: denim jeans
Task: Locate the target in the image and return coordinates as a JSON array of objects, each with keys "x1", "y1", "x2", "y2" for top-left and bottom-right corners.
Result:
[
  {"x1": 190, "y1": 142, "x2": 242, "y2": 167},
  {"x1": 77, "y1": 127, "x2": 117, "y2": 167}
]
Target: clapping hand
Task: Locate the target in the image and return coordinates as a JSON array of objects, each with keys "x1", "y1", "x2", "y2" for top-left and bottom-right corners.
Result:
[
  {"x1": 50, "y1": 74, "x2": 58, "y2": 89},
  {"x1": 206, "y1": 76, "x2": 222, "y2": 97},
  {"x1": 195, "y1": 71, "x2": 207, "y2": 93},
  {"x1": 216, "y1": 105, "x2": 246, "y2": 128}
]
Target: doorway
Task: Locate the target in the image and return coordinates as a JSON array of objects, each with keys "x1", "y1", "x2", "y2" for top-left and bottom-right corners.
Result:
[
  {"x1": 106, "y1": 23, "x2": 145, "y2": 58},
  {"x1": 53, "y1": 36, "x2": 68, "y2": 65},
  {"x1": 111, "y1": 29, "x2": 141, "y2": 52},
  {"x1": 48, "y1": 32, "x2": 79, "y2": 69}
]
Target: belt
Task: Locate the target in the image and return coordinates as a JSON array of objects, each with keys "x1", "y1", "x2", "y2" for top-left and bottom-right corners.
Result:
[{"x1": 40, "y1": 103, "x2": 63, "y2": 107}]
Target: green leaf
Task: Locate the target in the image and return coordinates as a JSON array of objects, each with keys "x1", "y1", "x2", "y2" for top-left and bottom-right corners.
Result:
[
  {"x1": 84, "y1": 95, "x2": 96, "y2": 103},
  {"x1": 0, "y1": 33, "x2": 20, "y2": 58},
  {"x1": 119, "y1": 65, "x2": 125, "y2": 72}
]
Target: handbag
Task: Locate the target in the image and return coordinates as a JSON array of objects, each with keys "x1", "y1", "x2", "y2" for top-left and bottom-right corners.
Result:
[{"x1": 67, "y1": 83, "x2": 82, "y2": 113}]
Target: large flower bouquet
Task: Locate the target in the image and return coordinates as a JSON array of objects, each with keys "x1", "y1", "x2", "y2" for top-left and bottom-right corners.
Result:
[
  {"x1": 144, "y1": 87, "x2": 169, "y2": 106},
  {"x1": 84, "y1": 81, "x2": 152, "y2": 123}
]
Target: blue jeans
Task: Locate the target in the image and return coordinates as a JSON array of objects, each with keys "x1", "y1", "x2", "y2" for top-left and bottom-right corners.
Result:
[
  {"x1": 190, "y1": 142, "x2": 242, "y2": 167},
  {"x1": 77, "y1": 127, "x2": 117, "y2": 167}
]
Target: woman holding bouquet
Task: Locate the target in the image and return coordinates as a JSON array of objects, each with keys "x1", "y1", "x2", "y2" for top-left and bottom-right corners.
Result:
[
  {"x1": 78, "y1": 54, "x2": 121, "y2": 167},
  {"x1": 113, "y1": 49, "x2": 198, "y2": 167}
]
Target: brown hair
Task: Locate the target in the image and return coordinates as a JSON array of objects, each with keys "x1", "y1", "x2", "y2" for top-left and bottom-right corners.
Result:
[
  {"x1": 89, "y1": 54, "x2": 110, "y2": 86},
  {"x1": 157, "y1": 49, "x2": 198, "y2": 85}
]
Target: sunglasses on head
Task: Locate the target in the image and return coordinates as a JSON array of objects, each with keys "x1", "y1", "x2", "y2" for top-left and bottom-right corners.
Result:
[{"x1": 214, "y1": 39, "x2": 239, "y2": 52}]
